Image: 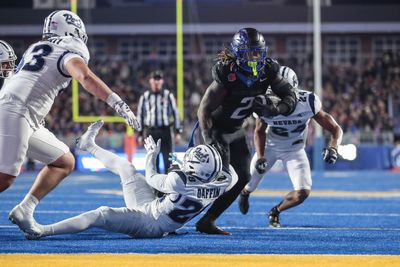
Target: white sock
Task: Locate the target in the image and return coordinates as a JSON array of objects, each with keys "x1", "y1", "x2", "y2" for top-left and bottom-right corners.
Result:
[
  {"x1": 42, "y1": 209, "x2": 103, "y2": 236},
  {"x1": 86, "y1": 141, "x2": 97, "y2": 154},
  {"x1": 19, "y1": 194, "x2": 39, "y2": 215}
]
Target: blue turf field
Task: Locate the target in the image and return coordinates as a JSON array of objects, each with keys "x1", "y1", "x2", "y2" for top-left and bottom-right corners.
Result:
[{"x1": 0, "y1": 170, "x2": 399, "y2": 255}]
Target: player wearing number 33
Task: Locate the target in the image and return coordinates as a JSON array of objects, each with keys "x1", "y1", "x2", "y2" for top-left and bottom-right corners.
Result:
[
  {"x1": 239, "y1": 66, "x2": 343, "y2": 228},
  {"x1": 17, "y1": 120, "x2": 236, "y2": 240},
  {"x1": 0, "y1": 10, "x2": 140, "y2": 235}
]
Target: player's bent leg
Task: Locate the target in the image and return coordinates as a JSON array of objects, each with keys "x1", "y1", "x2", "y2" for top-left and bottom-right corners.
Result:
[
  {"x1": 268, "y1": 189, "x2": 310, "y2": 228},
  {"x1": 9, "y1": 152, "x2": 75, "y2": 234},
  {"x1": 0, "y1": 109, "x2": 32, "y2": 192},
  {"x1": 76, "y1": 120, "x2": 104, "y2": 152},
  {"x1": 29, "y1": 152, "x2": 75, "y2": 200},
  {"x1": 10, "y1": 126, "x2": 75, "y2": 234},
  {"x1": 0, "y1": 172, "x2": 16, "y2": 192},
  {"x1": 268, "y1": 149, "x2": 312, "y2": 227},
  {"x1": 120, "y1": 172, "x2": 156, "y2": 209},
  {"x1": 77, "y1": 120, "x2": 129, "y2": 174},
  {"x1": 77, "y1": 121, "x2": 138, "y2": 177},
  {"x1": 197, "y1": 135, "x2": 250, "y2": 235},
  {"x1": 239, "y1": 152, "x2": 276, "y2": 215},
  {"x1": 277, "y1": 189, "x2": 311, "y2": 212},
  {"x1": 196, "y1": 167, "x2": 246, "y2": 235},
  {"x1": 86, "y1": 138, "x2": 153, "y2": 209}
]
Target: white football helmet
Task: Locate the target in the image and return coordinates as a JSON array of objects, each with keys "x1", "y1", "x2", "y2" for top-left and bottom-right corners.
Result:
[
  {"x1": 0, "y1": 40, "x2": 17, "y2": 78},
  {"x1": 42, "y1": 10, "x2": 87, "y2": 44},
  {"x1": 182, "y1": 145, "x2": 223, "y2": 183},
  {"x1": 280, "y1": 65, "x2": 298, "y2": 88}
]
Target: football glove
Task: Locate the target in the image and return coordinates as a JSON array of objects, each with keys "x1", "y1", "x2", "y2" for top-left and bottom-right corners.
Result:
[
  {"x1": 252, "y1": 95, "x2": 280, "y2": 118},
  {"x1": 201, "y1": 129, "x2": 227, "y2": 156},
  {"x1": 107, "y1": 93, "x2": 142, "y2": 131},
  {"x1": 144, "y1": 135, "x2": 161, "y2": 155},
  {"x1": 255, "y1": 157, "x2": 268, "y2": 174},
  {"x1": 322, "y1": 147, "x2": 338, "y2": 164}
]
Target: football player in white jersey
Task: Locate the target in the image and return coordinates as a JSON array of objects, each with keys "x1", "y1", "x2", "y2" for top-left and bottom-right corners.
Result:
[
  {"x1": 17, "y1": 120, "x2": 235, "y2": 239},
  {"x1": 0, "y1": 40, "x2": 17, "y2": 87},
  {"x1": 1, "y1": 11, "x2": 141, "y2": 234},
  {"x1": 238, "y1": 66, "x2": 343, "y2": 227}
]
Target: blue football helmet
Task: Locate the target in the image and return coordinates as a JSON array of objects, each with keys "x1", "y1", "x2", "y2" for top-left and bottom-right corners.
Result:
[{"x1": 230, "y1": 28, "x2": 267, "y2": 76}]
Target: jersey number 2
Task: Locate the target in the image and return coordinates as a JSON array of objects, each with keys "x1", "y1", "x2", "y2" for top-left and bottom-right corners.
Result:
[
  {"x1": 168, "y1": 197, "x2": 203, "y2": 224},
  {"x1": 230, "y1": 97, "x2": 255, "y2": 119},
  {"x1": 22, "y1": 44, "x2": 53, "y2": 72}
]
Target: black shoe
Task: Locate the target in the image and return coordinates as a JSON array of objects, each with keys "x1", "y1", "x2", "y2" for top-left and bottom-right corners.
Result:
[
  {"x1": 268, "y1": 210, "x2": 281, "y2": 228},
  {"x1": 195, "y1": 217, "x2": 231, "y2": 235},
  {"x1": 238, "y1": 192, "x2": 250, "y2": 215}
]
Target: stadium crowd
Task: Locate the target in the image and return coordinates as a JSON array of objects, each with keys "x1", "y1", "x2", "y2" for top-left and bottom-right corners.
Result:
[{"x1": 44, "y1": 50, "x2": 399, "y2": 149}]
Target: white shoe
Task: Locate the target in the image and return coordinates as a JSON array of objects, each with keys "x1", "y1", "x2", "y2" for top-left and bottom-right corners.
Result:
[
  {"x1": 24, "y1": 222, "x2": 44, "y2": 240},
  {"x1": 76, "y1": 120, "x2": 104, "y2": 151},
  {"x1": 9, "y1": 204, "x2": 42, "y2": 239}
]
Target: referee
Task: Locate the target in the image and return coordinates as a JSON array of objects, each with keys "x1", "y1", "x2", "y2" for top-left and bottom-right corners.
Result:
[{"x1": 137, "y1": 70, "x2": 182, "y2": 173}]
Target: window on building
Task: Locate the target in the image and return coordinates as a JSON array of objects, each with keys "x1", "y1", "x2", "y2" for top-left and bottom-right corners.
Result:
[
  {"x1": 373, "y1": 36, "x2": 400, "y2": 58},
  {"x1": 324, "y1": 37, "x2": 360, "y2": 64},
  {"x1": 286, "y1": 37, "x2": 313, "y2": 61}
]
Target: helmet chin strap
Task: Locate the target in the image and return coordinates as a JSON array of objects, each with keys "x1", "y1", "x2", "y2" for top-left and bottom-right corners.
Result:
[{"x1": 247, "y1": 61, "x2": 258, "y2": 76}]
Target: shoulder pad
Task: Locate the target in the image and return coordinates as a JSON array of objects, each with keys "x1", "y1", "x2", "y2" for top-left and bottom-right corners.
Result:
[
  {"x1": 212, "y1": 61, "x2": 233, "y2": 85},
  {"x1": 58, "y1": 36, "x2": 90, "y2": 64}
]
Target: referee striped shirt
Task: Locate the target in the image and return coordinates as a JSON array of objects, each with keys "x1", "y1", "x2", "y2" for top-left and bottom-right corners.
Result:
[{"x1": 137, "y1": 89, "x2": 181, "y2": 131}]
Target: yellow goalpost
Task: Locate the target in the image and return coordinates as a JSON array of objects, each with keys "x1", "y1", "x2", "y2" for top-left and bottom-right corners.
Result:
[{"x1": 70, "y1": 0, "x2": 184, "y2": 136}]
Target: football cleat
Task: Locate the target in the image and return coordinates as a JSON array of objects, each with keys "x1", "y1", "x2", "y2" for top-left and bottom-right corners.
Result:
[
  {"x1": 238, "y1": 191, "x2": 250, "y2": 215},
  {"x1": 195, "y1": 218, "x2": 231, "y2": 235},
  {"x1": 8, "y1": 205, "x2": 42, "y2": 239},
  {"x1": 76, "y1": 120, "x2": 104, "y2": 151},
  {"x1": 23, "y1": 224, "x2": 43, "y2": 240},
  {"x1": 268, "y1": 210, "x2": 281, "y2": 228}
]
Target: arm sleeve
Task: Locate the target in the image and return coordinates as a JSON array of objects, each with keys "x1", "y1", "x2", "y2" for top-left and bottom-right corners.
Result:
[
  {"x1": 145, "y1": 172, "x2": 184, "y2": 194},
  {"x1": 144, "y1": 147, "x2": 184, "y2": 193}
]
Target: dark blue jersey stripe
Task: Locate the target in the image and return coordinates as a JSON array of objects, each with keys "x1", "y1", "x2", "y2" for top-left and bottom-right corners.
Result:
[
  {"x1": 308, "y1": 93, "x2": 316, "y2": 115},
  {"x1": 57, "y1": 51, "x2": 73, "y2": 78}
]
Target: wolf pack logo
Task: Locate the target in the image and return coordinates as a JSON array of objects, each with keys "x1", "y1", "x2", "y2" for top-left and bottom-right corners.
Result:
[
  {"x1": 63, "y1": 13, "x2": 83, "y2": 29},
  {"x1": 193, "y1": 147, "x2": 209, "y2": 163}
]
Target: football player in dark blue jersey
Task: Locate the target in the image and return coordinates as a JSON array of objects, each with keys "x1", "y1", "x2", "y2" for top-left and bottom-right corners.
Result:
[{"x1": 195, "y1": 28, "x2": 297, "y2": 234}]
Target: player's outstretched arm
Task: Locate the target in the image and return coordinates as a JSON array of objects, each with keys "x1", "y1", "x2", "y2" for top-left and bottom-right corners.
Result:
[
  {"x1": 254, "y1": 118, "x2": 267, "y2": 159},
  {"x1": 254, "y1": 118, "x2": 268, "y2": 174},
  {"x1": 143, "y1": 136, "x2": 177, "y2": 194},
  {"x1": 314, "y1": 110, "x2": 343, "y2": 149},
  {"x1": 65, "y1": 58, "x2": 141, "y2": 130}
]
